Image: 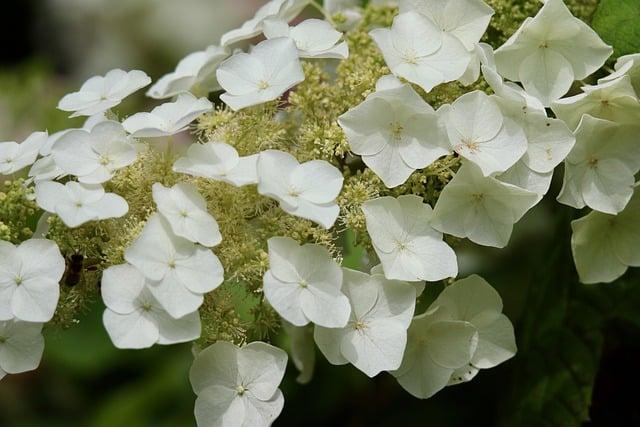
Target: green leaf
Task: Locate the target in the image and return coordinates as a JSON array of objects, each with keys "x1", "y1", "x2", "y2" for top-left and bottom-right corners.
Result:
[{"x1": 593, "y1": 0, "x2": 640, "y2": 57}]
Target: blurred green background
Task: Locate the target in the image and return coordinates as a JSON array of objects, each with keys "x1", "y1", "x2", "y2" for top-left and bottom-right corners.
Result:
[{"x1": 1, "y1": 1, "x2": 639, "y2": 426}]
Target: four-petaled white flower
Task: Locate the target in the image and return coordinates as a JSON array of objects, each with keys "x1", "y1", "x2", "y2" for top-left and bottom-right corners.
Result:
[
  {"x1": 393, "y1": 275, "x2": 516, "y2": 398},
  {"x1": 124, "y1": 214, "x2": 224, "y2": 319},
  {"x1": 0, "y1": 319, "x2": 45, "y2": 381},
  {"x1": 173, "y1": 141, "x2": 258, "y2": 187},
  {"x1": 190, "y1": 341, "x2": 288, "y2": 427},
  {"x1": 431, "y1": 162, "x2": 538, "y2": 248},
  {"x1": 152, "y1": 182, "x2": 222, "y2": 247},
  {"x1": 494, "y1": 0, "x2": 612, "y2": 106},
  {"x1": 257, "y1": 150, "x2": 343, "y2": 229},
  {"x1": 362, "y1": 195, "x2": 458, "y2": 282},
  {"x1": 0, "y1": 239, "x2": 64, "y2": 322},
  {"x1": 217, "y1": 38, "x2": 305, "y2": 111},
  {"x1": 51, "y1": 120, "x2": 138, "y2": 184},
  {"x1": 558, "y1": 116, "x2": 640, "y2": 215},
  {"x1": 35, "y1": 181, "x2": 129, "y2": 228},
  {"x1": 551, "y1": 75, "x2": 640, "y2": 130},
  {"x1": 338, "y1": 79, "x2": 449, "y2": 188},
  {"x1": 101, "y1": 264, "x2": 201, "y2": 349},
  {"x1": 571, "y1": 189, "x2": 640, "y2": 284},
  {"x1": 0, "y1": 132, "x2": 48, "y2": 175},
  {"x1": 440, "y1": 90, "x2": 528, "y2": 177},
  {"x1": 122, "y1": 92, "x2": 213, "y2": 138},
  {"x1": 263, "y1": 237, "x2": 350, "y2": 328},
  {"x1": 314, "y1": 268, "x2": 416, "y2": 377},
  {"x1": 263, "y1": 18, "x2": 349, "y2": 59},
  {"x1": 370, "y1": 11, "x2": 471, "y2": 93},
  {"x1": 58, "y1": 69, "x2": 151, "y2": 117},
  {"x1": 147, "y1": 45, "x2": 229, "y2": 99}
]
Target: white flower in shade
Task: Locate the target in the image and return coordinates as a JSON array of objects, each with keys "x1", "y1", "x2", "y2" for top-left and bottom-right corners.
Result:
[
  {"x1": 440, "y1": 90, "x2": 528, "y2": 177},
  {"x1": 369, "y1": 11, "x2": 471, "y2": 93},
  {"x1": 124, "y1": 214, "x2": 224, "y2": 319},
  {"x1": 0, "y1": 131, "x2": 48, "y2": 175},
  {"x1": 189, "y1": 341, "x2": 288, "y2": 427},
  {"x1": 50, "y1": 120, "x2": 137, "y2": 184},
  {"x1": 338, "y1": 79, "x2": 449, "y2": 188},
  {"x1": 217, "y1": 38, "x2": 304, "y2": 111},
  {"x1": 599, "y1": 53, "x2": 640, "y2": 94},
  {"x1": 147, "y1": 45, "x2": 229, "y2": 99},
  {"x1": 551, "y1": 75, "x2": 640, "y2": 130},
  {"x1": 57, "y1": 69, "x2": 151, "y2": 117},
  {"x1": 571, "y1": 190, "x2": 640, "y2": 284},
  {"x1": 263, "y1": 237, "x2": 350, "y2": 328},
  {"x1": 393, "y1": 275, "x2": 516, "y2": 398},
  {"x1": 173, "y1": 141, "x2": 258, "y2": 187},
  {"x1": 257, "y1": 150, "x2": 343, "y2": 229},
  {"x1": 494, "y1": 0, "x2": 612, "y2": 106},
  {"x1": 101, "y1": 264, "x2": 201, "y2": 349},
  {"x1": 35, "y1": 181, "x2": 129, "y2": 228},
  {"x1": 152, "y1": 182, "x2": 222, "y2": 247},
  {"x1": 0, "y1": 320, "x2": 44, "y2": 380},
  {"x1": 0, "y1": 239, "x2": 64, "y2": 322},
  {"x1": 314, "y1": 268, "x2": 416, "y2": 377},
  {"x1": 362, "y1": 195, "x2": 458, "y2": 282},
  {"x1": 263, "y1": 18, "x2": 349, "y2": 59},
  {"x1": 399, "y1": 0, "x2": 494, "y2": 51},
  {"x1": 431, "y1": 162, "x2": 538, "y2": 248},
  {"x1": 122, "y1": 92, "x2": 213, "y2": 138},
  {"x1": 558, "y1": 116, "x2": 640, "y2": 214},
  {"x1": 282, "y1": 321, "x2": 315, "y2": 384}
]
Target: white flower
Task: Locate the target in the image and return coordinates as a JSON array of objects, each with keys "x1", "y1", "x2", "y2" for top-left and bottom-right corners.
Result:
[
  {"x1": 122, "y1": 92, "x2": 213, "y2": 138},
  {"x1": 35, "y1": 181, "x2": 129, "y2": 228},
  {"x1": 58, "y1": 69, "x2": 151, "y2": 117},
  {"x1": 220, "y1": 0, "x2": 310, "y2": 47},
  {"x1": 551, "y1": 75, "x2": 640, "y2": 130},
  {"x1": 0, "y1": 320, "x2": 45, "y2": 380},
  {"x1": 257, "y1": 150, "x2": 343, "y2": 229},
  {"x1": 50, "y1": 120, "x2": 137, "y2": 184},
  {"x1": 152, "y1": 182, "x2": 222, "y2": 247},
  {"x1": 558, "y1": 116, "x2": 640, "y2": 214},
  {"x1": 263, "y1": 237, "x2": 350, "y2": 328},
  {"x1": 147, "y1": 45, "x2": 229, "y2": 99},
  {"x1": 189, "y1": 341, "x2": 288, "y2": 427},
  {"x1": 282, "y1": 321, "x2": 315, "y2": 384},
  {"x1": 217, "y1": 38, "x2": 304, "y2": 111},
  {"x1": 338, "y1": 79, "x2": 449, "y2": 188},
  {"x1": 362, "y1": 195, "x2": 458, "y2": 282},
  {"x1": 440, "y1": 90, "x2": 528, "y2": 177},
  {"x1": 571, "y1": 189, "x2": 640, "y2": 284},
  {"x1": 0, "y1": 239, "x2": 64, "y2": 322},
  {"x1": 431, "y1": 162, "x2": 538, "y2": 248},
  {"x1": 314, "y1": 268, "x2": 416, "y2": 377},
  {"x1": 0, "y1": 131, "x2": 48, "y2": 175},
  {"x1": 496, "y1": 161, "x2": 553, "y2": 202},
  {"x1": 173, "y1": 141, "x2": 258, "y2": 187},
  {"x1": 369, "y1": 11, "x2": 471, "y2": 93},
  {"x1": 39, "y1": 112, "x2": 107, "y2": 156},
  {"x1": 101, "y1": 264, "x2": 201, "y2": 349},
  {"x1": 599, "y1": 53, "x2": 640, "y2": 95},
  {"x1": 28, "y1": 156, "x2": 66, "y2": 183},
  {"x1": 263, "y1": 18, "x2": 349, "y2": 59},
  {"x1": 393, "y1": 275, "x2": 516, "y2": 398},
  {"x1": 399, "y1": 0, "x2": 494, "y2": 51},
  {"x1": 494, "y1": 0, "x2": 612, "y2": 106},
  {"x1": 124, "y1": 214, "x2": 224, "y2": 319}
]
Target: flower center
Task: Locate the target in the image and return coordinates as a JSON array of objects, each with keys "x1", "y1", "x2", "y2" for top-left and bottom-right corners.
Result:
[
  {"x1": 14, "y1": 275, "x2": 23, "y2": 286},
  {"x1": 287, "y1": 186, "x2": 300, "y2": 197},
  {"x1": 600, "y1": 99, "x2": 611, "y2": 108},
  {"x1": 299, "y1": 279, "x2": 308, "y2": 289},
  {"x1": 353, "y1": 320, "x2": 368, "y2": 331},
  {"x1": 140, "y1": 302, "x2": 153, "y2": 312},
  {"x1": 99, "y1": 154, "x2": 112, "y2": 166},
  {"x1": 0, "y1": 336, "x2": 6, "y2": 344},
  {"x1": 257, "y1": 80, "x2": 270, "y2": 90},
  {"x1": 390, "y1": 122, "x2": 404, "y2": 141},
  {"x1": 236, "y1": 384, "x2": 247, "y2": 395},
  {"x1": 539, "y1": 41, "x2": 548, "y2": 49},
  {"x1": 75, "y1": 201, "x2": 83, "y2": 208},
  {"x1": 402, "y1": 48, "x2": 419, "y2": 64},
  {"x1": 588, "y1": 156, "x2": 599, "y2": 168},
  {"x1": 472, "y1": 193, "x2": 485, "y2": 203},
  {"x1": 168, "y1": 259, "x2": 177, "y2": 269},
  {"x1": 457, "y1": 138, "x2": 480, "y2": 153},
  {"x1": 179, "y1": 210, "x2": 189, "y2": 218}
]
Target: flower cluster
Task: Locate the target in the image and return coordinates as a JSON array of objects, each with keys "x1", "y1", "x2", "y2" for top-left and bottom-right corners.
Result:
[{"x1": 1, "y1": 0, "x2": 639, "y2": 425}]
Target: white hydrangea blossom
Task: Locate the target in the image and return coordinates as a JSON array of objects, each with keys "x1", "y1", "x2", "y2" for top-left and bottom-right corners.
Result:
[
  {"x1": 393, "y1": 275, "x2": 516, "y2": 398},
  {"x1": 362, "y1": 195, "x2": 458, "y2": 281},
  {"x1": 101, "y1": 264, "x2": 201, "y2": 349},
  {"x1": 257, "y1": 150, "x2": 343, "y2": 229},
  {"x1": 314, "y1": 268, "x2": 416, "y2": 377},
  {"x1": 263, "y1": 237, "x2": 350, "y2": 328},
  {"x1": 0, "y1": 132, "x2": 48, "y2": 175},
  {"x1": 57, "y1": 69, "x2": 151, "y2": 117},
  {"x1": 189, "y1": 341, "x2": 288, "y2": 427},
  {"x1": 558, "y1": 116, "x2": 640, "y2": 215},
  {"x1": 263, "y1": 18, "x2": 349, "y2": 59},
  {"x1": 599, "y1": 53, "x2": 640, "y2": 94},
  {"x1": 0, "y1": 239, "x2": 64, "y2": 322},
  {"x1": 0, "y1": 320, "x2": 45, "y2": 381}
]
